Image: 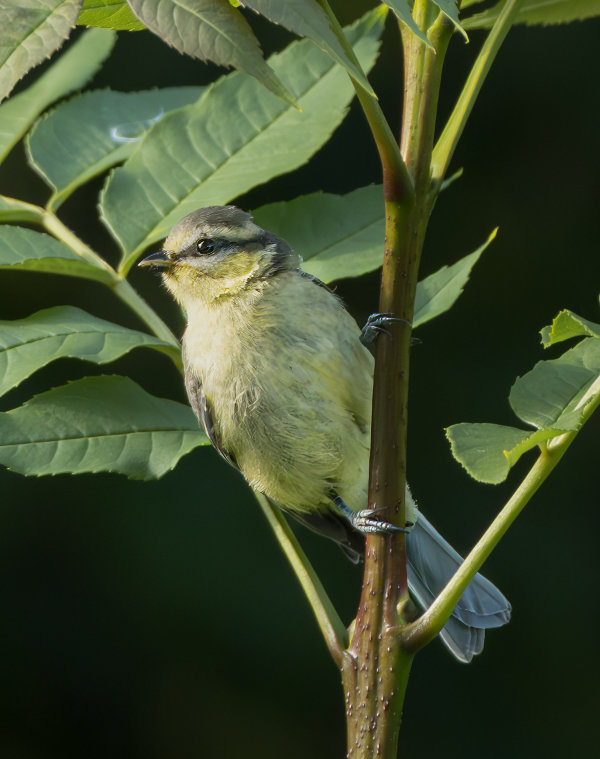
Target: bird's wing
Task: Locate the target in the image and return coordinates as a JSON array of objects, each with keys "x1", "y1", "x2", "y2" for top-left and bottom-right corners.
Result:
[{"x1": 185, "y1": 371, "x2": 238, "y2": 469}]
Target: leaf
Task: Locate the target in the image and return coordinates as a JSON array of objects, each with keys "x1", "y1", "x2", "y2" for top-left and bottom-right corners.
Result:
[
  {"x1": 540, "y1": 308, "x2": 600, "y2": 347},
  {"x1": 448, "y1": 320, "x2": 600, "y2": 483},
  {"x1": 78, "y1": 0, "x2": 146, "y2": 29},
  {"x1": 463, "y1": 0, "x2": 600, "y2": 30},
  {"x1": 0, "y1": 195, "x2": 44, "y2": 223},
  {"x1": 0, "y1": 306, "x2": 179, "y2": 396},
  {"x1": 100, "y1": 10, "x2": 384, "y2": 273},
  {"x1": 253, "y1": 185, "x2": 385, "y2": 283},
  {"x1": 446, "y1": 423, "x2": 532, "y2": 484},
  {"x1": 0, "y1": 27, "x2": 115, "y2": 164},
  {"x1": 0, "y1": 375, "x2": 208, "y2": 479},
  {"x1": 241, "y1": 0, "x2": 378, "y2": 95},
  {"x1": 510, "y1": 338, "x2": 600, "y2": 432},
  {"x1": 254, "y1": 182, "x2": 482, "y2": 288},
  {"x1": 127, "y1": 0, "x2": 296, "y2": 107},
  {"x1": 27, "y1": 86, "x2": 204, "y2": 208},
  {"x1": 0, "y1": 225, "x2": 114, "y2": 283},
  {"x1": 0, "y1": 0, "x2": 83, "y2": 104},
  {"x1": 413, "y1": 228, "x2": 497, "y2": 328}
]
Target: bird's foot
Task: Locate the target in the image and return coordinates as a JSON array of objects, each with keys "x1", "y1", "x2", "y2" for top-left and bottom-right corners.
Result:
[
  {"x1": 360, "y1": 313, "x2": 417, "y2": 355},
  {"x1": 334, "y1": 496, "x2": 411, "y2": 535}
]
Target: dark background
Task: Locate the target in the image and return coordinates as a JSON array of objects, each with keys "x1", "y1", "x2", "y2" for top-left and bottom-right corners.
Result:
[{"x1": 1, "y1": 2, "x2": 599, "y2": 757}]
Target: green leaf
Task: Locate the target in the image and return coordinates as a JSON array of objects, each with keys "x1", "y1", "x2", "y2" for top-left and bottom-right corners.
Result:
[
  {"x1": 100, "y1": 11, "x2": 384, "y2": 274},
  {"x1": 0, "y1": 195, "x2": 44, "y2": 223},
  {"x1": 27, "y1": 86, "x2": 204, "y2": 209},
  {"x1": 78, "y1": 0, "x2": 146, "y2": 29},
  {"x1": 241, "y1": 0, "x2": 378, "y2": 95},
  {"x1": 0, "y1": 225, "x2": 114, "y2": 283},
  {"x1": 254, "y1": 182, "x2": 483, "y2": 288},
  {"x1": 253, "y1": 185, "x2": 385, "y2": 283},
  {"x1": 446, "y1": 423, "x2": 532, "y2": 484},
  {"x1": 0, "y1": 27, "x2": 115, "y2": 164},
  {"x1": 413, "y1": 228, "x2": 497, "y2": 328},
  {"x1": 383, "y1": 1, "x2": 431, "y2": 47},
  {"x1": 0, "y1": 375, "x2": 208, "y2": 479},
  {"x1": 127, "y1": 0, "x2": 296, "y2": 107},
  {"x1": 540, "y1": 308, "x2": 600, "y2": 347},
  {"x1": 510, "y1": 338, "x2": 600, "y2": 432},
  {"x1": 464, "y1": 0, "x2": 600, "y2": 30},
  {"x1": 0, "y1": 306, "x2": 179, "y2": 396},
  {"x1": 0, "y1": 0, "x2": 83, "y2": 103},
  {"x1": 448, "y1": 321, "x2": 600, "y2": 483}
]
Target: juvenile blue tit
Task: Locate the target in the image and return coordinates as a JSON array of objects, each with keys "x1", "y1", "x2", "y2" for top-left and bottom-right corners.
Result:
[{"x1": 140, "y1": 205, "x2": 510, "y2": 662}]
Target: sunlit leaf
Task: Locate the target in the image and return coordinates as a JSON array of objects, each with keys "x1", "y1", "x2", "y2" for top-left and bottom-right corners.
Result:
[
  {"x1": 383, "y1": 1, "x2": 431, "y2": 46},
  {"x1": 0, "y1": 306, "x2": 178, "y2": 395},
  {"x1": 127, "y1": 0, "x2": 296, "y2": 107},
  {"x1": 0, "y1": 225, "x2": 113, "y2": 283},
  {"x1": 464, "y1": 0, "x2": 600, "y2": 30},
  {"x1": 0, "y1": 27, "x2": 115, "y2": 163},
  {"x1": 446, "y1": 423, "x2": 531, "y2": 483},
  {"x1": 0, "y1": 0, "x2": 82, "y2": 103},
  {"x1": 0, "y1": 375, "x2": 208, "y2": 479},
  {"x1": 78, "y1": 0, "x2": 146, "y2": 29},
  {"x1": 448, "y1": 315, "x2": 600, "y2": 483},
  {"x1": 413, "y1": 228, "x2": 497, "y2": 328},
  {"x1": 540, "y1": 308, "x2": 600, "y2": 347},
  {"x1": 100, "y1": 10, "x2": 384, "y2": 274},
  {"x1": 27, "y1": 86, "x2": 204, "y2": 208}
]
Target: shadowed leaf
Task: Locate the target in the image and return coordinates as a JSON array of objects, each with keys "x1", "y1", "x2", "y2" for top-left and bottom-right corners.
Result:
[
  {"x1": 0, "y1": 375, "x2": 208, "y2": 479},
  {"x1": 0, "y1": 305, "x2": 179, "y2": 395},
  {"x1": 0, "y1": 27, "x2": 115, "y2": 162}
]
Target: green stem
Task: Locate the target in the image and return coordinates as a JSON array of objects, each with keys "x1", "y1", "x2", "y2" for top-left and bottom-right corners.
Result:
[
  {"x1": 402, "y1": 388, "x2": 600, "y2": 653},
  {"x1": 254, "y1": 493, "x2": 347, "y2": 667},
  {"x1": 344, "y1": 5, "x2": 455, "y2": 757},
  {"x1": 430, "y1": 0, "x2": 523, "y2": 189},
  {"x1": 318, "y1": 0, "x2": 414, "y2": 205},
  {"x1": 42, "y1": 211, "x2": 181, "y2": 357}
]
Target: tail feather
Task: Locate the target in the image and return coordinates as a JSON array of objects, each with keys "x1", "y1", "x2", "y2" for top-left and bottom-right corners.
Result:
[{"x1": 406, "y1": 512, "x2": 511, "y2": 663}]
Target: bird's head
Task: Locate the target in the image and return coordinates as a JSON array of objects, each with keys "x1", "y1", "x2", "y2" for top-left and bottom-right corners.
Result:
[{"x1": 139, "y1": 205, "x2": 299, "y2": 305}]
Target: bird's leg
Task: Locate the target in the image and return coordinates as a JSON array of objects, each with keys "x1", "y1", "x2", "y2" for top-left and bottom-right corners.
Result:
[
  {"x1": 360, "y1": 313, "x2": 419, "y2": 355},
  {"x1": 333, "y1": 495, "x2": 410, "y2": 535}
]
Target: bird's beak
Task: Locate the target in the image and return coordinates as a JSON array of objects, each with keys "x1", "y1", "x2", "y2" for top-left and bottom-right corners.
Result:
[{"x1": 138, "y1": 250, "x2": 174, "y2": 269}]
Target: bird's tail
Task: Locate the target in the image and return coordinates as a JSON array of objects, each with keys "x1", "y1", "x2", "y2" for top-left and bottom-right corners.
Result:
[{"x1": 406, "y1": 512, "x2": 511, "y2": 663}]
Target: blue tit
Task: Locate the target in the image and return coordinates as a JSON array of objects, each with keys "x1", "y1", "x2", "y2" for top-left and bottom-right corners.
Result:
[{"x1": 140, "y1": 205, "x2": 510, "y2": 662}]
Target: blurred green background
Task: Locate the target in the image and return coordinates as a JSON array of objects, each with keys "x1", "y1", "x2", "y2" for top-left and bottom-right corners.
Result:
[{"x1": 0, "y1": 3, "x2": 599, "y2": 757}]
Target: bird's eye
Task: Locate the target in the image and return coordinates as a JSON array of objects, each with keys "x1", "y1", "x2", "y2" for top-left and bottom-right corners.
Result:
[{"x1": 196, "y1": 239, "x2": 215, "y2": 255}]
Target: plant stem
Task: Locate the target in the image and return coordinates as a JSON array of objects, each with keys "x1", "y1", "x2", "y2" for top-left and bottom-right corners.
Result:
[
  {"x1": 318, "y1": 1, "x2": 414, "y2": 205},
  {"x1": 403, "y1": 388, "x2": 600, "y2": 653},
  {"x1": 342, "y1": 5, "x2": 455, "y2": 757},
  {"x1": 430, "y1": 0, "x2": 523, "y2": 191},
  {"x1": 254, "y1": 493, "x2": 347, "y2": 666}
]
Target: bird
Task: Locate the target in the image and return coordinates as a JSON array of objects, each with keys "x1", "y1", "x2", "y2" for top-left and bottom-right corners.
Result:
[{"x1": 139, "y1": 204, "x2": 511, "y2": 662}]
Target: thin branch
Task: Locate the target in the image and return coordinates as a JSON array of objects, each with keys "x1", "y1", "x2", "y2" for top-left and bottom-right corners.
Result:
[
  {"x1": 318, "y1": 1, "x2": 415, "y2": 204},
  {"x1": 430, "y1": 0, "x2": 523, "y2": 188},
  {"x1": 402, "y1": 389, "x2": 600, "y2": 653},
  {"x1": 42, "y1": 211, "x2": 181, "y2": 356},
  {"x1": 254, "y1": 493, "x2": 348, "y2": 667}
]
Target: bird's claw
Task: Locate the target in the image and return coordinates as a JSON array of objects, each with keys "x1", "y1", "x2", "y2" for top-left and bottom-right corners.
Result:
[
  {"x1": 351, "y1": 507, "x2": 410, "y2": 535},
  {"x1": 360, "y1": 313, "x2": 413, "y2": 354}
]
